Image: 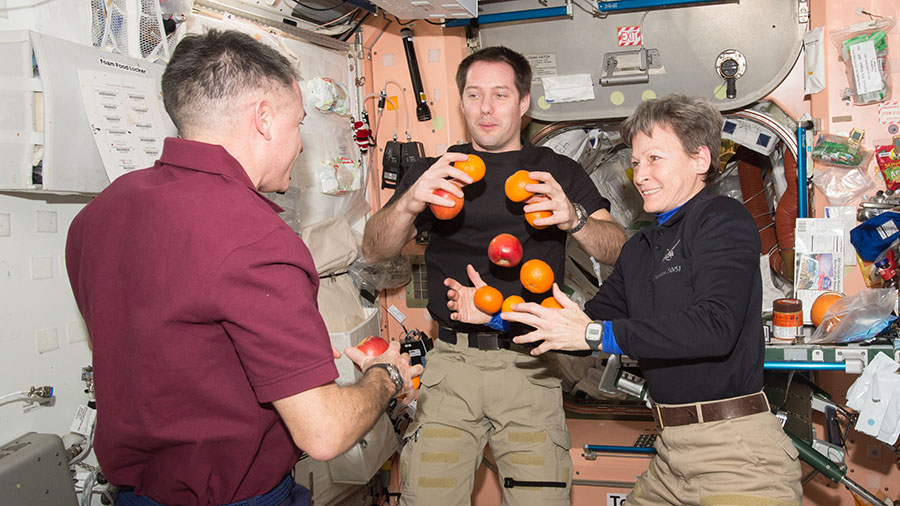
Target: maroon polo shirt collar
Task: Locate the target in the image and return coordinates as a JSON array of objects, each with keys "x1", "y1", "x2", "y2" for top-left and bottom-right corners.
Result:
[{"x1": 158, "y1": 137, "x2": 284, "y2": 214}]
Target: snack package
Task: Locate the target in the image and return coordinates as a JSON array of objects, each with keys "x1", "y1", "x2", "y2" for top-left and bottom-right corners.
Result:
[
  {"x1": 811, "y1": 133, "x2": 872, "y2": 168},
  {"x1": 875, "y1": 144, "x2": 900, "y2": 191},
  {"x1": 829, "y1": 18, "x2": 895, "y2": 105}
]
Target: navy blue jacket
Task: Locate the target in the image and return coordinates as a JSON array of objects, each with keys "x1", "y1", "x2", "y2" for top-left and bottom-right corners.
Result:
[{"x1": 584, "y1": 186, "x2": 764, "y2": 404}]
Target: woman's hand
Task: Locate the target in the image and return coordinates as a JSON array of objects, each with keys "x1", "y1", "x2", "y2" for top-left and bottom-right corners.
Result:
[{"x1": 502, "y1": 283, "x2": 594, "y2": 356}]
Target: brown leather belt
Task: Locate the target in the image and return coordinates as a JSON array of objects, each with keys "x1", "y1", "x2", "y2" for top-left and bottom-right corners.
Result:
[{"x1": 651, "y1": 392, "x2": 769, "y2": 429}]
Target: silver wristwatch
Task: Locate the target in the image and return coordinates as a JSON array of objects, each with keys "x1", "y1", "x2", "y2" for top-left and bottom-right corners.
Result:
[
  {"x1": 568, "y1": 203, "x2": 588, "y2": 234},
  {"x1": 584, "y1": 321, "x2": 603, "y2": 352},
  {"x1": 366, "y1": 363, "x2": 404, "y2": 396}
]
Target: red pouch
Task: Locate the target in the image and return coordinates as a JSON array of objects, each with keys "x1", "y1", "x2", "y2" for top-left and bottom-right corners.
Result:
[{"x1": 875, "y1": 145, "x2": 900, "y2": 191}]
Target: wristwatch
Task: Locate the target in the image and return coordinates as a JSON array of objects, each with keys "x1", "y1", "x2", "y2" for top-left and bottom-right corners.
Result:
[
  {"x1": 366, "y1": 363, "x2": 404, "y2": 397},
  {"x1": 584, "y1": 321, "x2": 603, "y2": 352},
  {"x1": 568, "y1": 203, "x2": 588, "y2": 234}
]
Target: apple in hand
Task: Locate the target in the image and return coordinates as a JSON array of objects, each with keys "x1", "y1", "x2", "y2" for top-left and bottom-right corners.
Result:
[
  {"x1": 430, "y1": 187, "x2": 464, "y2": 220},
  {"x1": 487, "y1": 233, "x2": 523, "y2": 267},
  {"x1": 356, "y1": 336, "x2": 389, "y2": 357}
]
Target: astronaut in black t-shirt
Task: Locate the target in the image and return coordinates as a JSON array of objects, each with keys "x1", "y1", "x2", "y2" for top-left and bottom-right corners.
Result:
[{"x1": 362, "y1": 47, "x2": 625, "y2": 506}]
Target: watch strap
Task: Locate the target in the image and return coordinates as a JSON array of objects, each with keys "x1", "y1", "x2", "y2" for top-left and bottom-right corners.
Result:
[
  {"x1": 366, "y1": 363, "x2": 403, "y2": 397},
  {"x1": 585, "y1": 321, "x2": 603, "y2": 352},
  {"x1": 569, "y1": 202, "x2": 588, "y2": 234}
]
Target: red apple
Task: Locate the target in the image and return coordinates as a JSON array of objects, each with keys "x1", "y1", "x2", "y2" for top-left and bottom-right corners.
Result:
[
  {"x1": 487, "y1": 233, "x2": 523, "y2": 267},
  {"x1": 429, "y1": 187, "x2": 464, "y2": 220},
  {"x1": 356, "y1": 336, "x2": 389, "y2": 357}
]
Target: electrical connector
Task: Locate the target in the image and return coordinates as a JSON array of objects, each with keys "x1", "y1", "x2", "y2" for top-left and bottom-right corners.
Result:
[
  {"x1": 377, "y1": 90, "x2": 387, "y2": 116},
  {"x1": 29, "y1": 385, "x2": 54, "y2": 398}
]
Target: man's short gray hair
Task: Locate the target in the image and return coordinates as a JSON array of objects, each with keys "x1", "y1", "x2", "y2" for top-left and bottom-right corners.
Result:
[{"x1": 161, "y1": 29, "x2": 299, "y2": 134}]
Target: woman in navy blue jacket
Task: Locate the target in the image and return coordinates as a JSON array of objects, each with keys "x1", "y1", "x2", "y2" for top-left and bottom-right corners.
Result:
[{"x1": 503, "y1": 94, "x2": 802, "y2": 505}]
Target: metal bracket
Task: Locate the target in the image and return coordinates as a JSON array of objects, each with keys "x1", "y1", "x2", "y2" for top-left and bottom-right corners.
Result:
[
  {"x1": 798, "y1": 0, "x2": 809, "y2": 24},
  {"x1": 834, "y1": 349, "x2": 868, "y2": 374},
  {"x1": 599, "y1": 48, "x2": 660, "y2": 87}
]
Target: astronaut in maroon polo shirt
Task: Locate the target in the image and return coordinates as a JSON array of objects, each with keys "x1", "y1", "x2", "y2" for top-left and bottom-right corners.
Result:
[{"x1": 66, "y1": 30, "x2": 421, "y2": 506}]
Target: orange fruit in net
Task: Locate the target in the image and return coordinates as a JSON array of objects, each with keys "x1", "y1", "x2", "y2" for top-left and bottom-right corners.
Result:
[
  {"x1": 474, "y1": 285, "x2": 503, "y2": 314},
  {"x1": 501, "y1": 295, "x2": 525, "y2": 313},
  {"x1": 810, "y1": 291, "x2": 844, "y2": 328},
  {"x1": 454, "y1": 154, "x2": 486, "y2": 183},
  {"x1": 505, "y1": 170, "x2": 537, "y2": 202},
  {"x1": 541, "y1": 296, "x2": 563, "y2": 309},
  {"x1": 525, "y1": 210, "x2": 552, "y2": 229},
  {"x1": 520, "y1": 259, "x2": 554, "y2": 294}
]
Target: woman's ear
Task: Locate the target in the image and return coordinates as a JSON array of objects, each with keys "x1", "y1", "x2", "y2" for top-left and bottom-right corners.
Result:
[{"x1": 693, "y1": 145, "x2": 711, "y2": 175}]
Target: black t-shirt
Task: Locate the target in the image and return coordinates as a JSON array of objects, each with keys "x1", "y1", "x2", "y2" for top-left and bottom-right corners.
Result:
[{"x1": 387, "y1": 140, "x2": 610, "y2": 333}]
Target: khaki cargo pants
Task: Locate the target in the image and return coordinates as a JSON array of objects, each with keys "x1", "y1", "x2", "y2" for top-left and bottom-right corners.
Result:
[
  {"x1": 399, "y1": 336, "x2": 572, "y2": 506},
  {"x1": 627, "y1": 410, "x2": 802, "y2": 505}
]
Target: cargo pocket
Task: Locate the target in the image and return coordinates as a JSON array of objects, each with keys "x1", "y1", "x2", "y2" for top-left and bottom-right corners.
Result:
[
  {"x1": 518, "y1": 355, "x2": 564, "y2": 423},
  {"x1": 399, "y1": 423, "x2": 420, "y2": 502},
  {"x1": 414, "y1": 364, "x2": 450, "y2": 424},
  {"x1": 544, "y1": 428, "x2": 573, "y2": 503}
]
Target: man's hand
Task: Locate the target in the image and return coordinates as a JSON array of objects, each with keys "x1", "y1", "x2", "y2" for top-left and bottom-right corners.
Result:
[
  {"x1": 344, "y1": 341, "x2": 423, "y2": 399},
  {"x1": 397, "y1": 152, "x2": 472, "y2": 216},
  {"x1": 446, "y1": 264, "x2": 491, "y2": 324},
  {"x1": 502, "y1": 283, "x2": 593, "y2": 356},
  {"x1": 521, "y1": 171, "x2": 578, "y2": 231}
]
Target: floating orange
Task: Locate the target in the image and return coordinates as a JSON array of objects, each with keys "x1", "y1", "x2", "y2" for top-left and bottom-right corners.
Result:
[
  {"x1": 454, "y1": 154, "x2": 486, "y2": 183},
  {"x1": 520, "y1": 259, "x2": 554, "y2": 294},
  {"x1": 525, "y1": 210, "x2": 552, "y2": 229},
  {"x1": 505, "y1": 170, "x2": 537, "y2": 202},
  {"x1": 810, "y1": 291, "x2": 844, "y2": 328},
  {"x1": 501, "y1": 295, "x2": 525, "y2": 313},
  {"x1": 541, "y1": 296, "x2": 563, "y2": 309},
  {"x1": 474, "y1": 285, "x2": 503, "y2": 314}
]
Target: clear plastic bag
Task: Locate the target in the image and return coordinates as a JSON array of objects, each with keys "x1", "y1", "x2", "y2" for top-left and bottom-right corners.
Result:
[
  {"x1": 811, "y1": 133, "x2": 872, "y2": 168},
  {"x1": 808, "y1": 288, "x2": 897, "y2": 344},
  {"x1": 829, "y1": 18, "x2": 895, "y2": 105},
  {"x1": 589, "y1": 149, "x2": 646, "y2": 229},
  {"x1": 307, "y1": 76, "x2": 349, "y2": 115},
  {"x1": 812, "y1": 165, "x2": 875, "y2": 206},
  {"x1": 348, "y1": 256, "x2": 412, "y2": 293}
]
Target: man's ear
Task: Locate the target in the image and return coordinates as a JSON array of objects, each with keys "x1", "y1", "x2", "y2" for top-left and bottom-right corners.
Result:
[
  {"x1": 519, "y1": 93, "x2": 530, "y2": 116},
  {"x1": 254, "y1": 99, "x2": 274, "y2": 141}
]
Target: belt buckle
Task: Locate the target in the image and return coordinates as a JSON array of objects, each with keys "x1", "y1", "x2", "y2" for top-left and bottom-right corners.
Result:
[{"x1": 475, "y1": 332, "x2": 499, "y2": 350}]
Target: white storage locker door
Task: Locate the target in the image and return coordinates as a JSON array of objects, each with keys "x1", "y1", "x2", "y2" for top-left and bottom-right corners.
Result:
[
  {"x1": 0, "y1": 30, "x2": 40, "y2": 190},
  {"x1": 28, "y1": 31, "x2": 174, "y2": 194}
]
